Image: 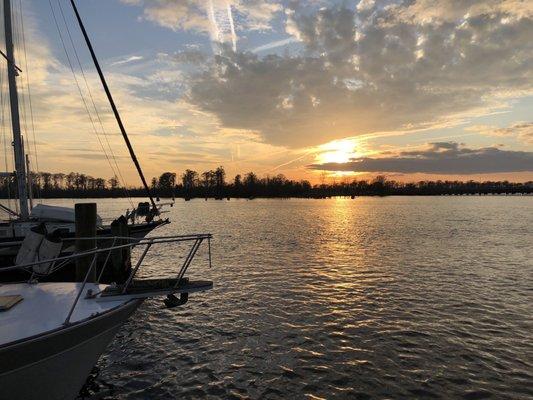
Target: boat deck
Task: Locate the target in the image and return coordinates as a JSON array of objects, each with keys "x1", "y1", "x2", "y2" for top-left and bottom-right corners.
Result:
[{"x1": 0, "y1": 282, "x2": 125, "y2": 347}]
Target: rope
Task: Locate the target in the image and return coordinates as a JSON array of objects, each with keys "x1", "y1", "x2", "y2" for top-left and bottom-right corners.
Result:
[
  {"x1": 0, "y1": 52, "x2": 14, "y2": 214},
  {"x1": 48, "y1": 0, "x2": 134, "y2": 209},
  {"x1": 0, "y1": 3, "x2": 16, "y2": 214},
  {"x1": 13, "y1": 9, "x2": 27, "y2": 181},
  {"x1": 9, "y1": 0, "x2": 21, "y2": 214},
  {"x1": 17, "y1": 0, "x2": 41, "y2": 202},
  {"x1": 13, "y1": 60, "x2": 34, "y2": 204},
  {"x1": 10, "y1": 0, "x2": 40, "y2": 207},
  {"x1": 55, "y1": 0, "x2": 134, "y2": 208}
]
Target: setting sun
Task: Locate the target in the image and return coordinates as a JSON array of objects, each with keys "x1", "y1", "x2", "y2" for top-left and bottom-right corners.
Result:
[{"x1": 317, "y1": 138, "x2": 360, "y2": 164}]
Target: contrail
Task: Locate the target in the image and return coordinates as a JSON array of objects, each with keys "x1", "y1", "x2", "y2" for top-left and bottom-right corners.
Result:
[
  {"x1": 226, "y1": 1, "x2": 237, "y2": 52},
  {"x1": 252, "y1": 37, "x2": 298, "y2": 53},
  {"x1": 110, "y1": 55, "x2": 144, "y2": 66},
  {"x1": 265, "y1": 151, "x2": 315, "y2": 173},
  {"x1": 205, "y1": 0, "x2": 237, "y2": 53},
  {"x1": 207, "y1": 0, "x2": 220, "y2": 53}
]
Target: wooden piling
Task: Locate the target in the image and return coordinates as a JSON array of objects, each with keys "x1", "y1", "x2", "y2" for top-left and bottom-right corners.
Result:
[
  {"x1": 75, "y1": 203, "x2": 97, "y2": 282},
  {"x1": 110, "y1": 216, "x2": 131, "y2": 283}
]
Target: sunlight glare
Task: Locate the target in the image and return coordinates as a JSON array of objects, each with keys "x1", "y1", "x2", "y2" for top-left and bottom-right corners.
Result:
[{"x1": 317, "y1": 138, "x2": 359, "y2": 164}]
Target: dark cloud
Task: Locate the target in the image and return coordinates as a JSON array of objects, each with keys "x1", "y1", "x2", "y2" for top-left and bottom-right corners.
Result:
[
  {"x1": 182, "y1": 2, "x2": 533, "y2": 148},
  {"x1": 308, "y1": 142, "x2": 533, "y2": 174},
  {"x1": 172, "y1": 50, "x2": 207, "y2": 64}
]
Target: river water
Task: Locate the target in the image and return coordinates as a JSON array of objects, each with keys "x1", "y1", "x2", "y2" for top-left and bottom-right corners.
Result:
[{"x1": 43, "y1": 196, "x2": 531, "y2": 399}]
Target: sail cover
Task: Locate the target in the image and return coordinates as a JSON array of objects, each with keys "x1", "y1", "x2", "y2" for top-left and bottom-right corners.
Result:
[
  {"x1": 30, "y1": 204, "x2": 102, "y2": 225},
  {"x1": 15, "y1": 224, "x2": 63, "y2": 274}
]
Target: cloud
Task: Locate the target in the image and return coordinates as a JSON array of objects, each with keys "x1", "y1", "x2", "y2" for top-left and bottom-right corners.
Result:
[
  {"x1": 178, "y1": 1, "x2": 533, "y2": 148},
  {"x1": 308, "y1": 142, "x2": 533, "y2": 174},
  {"x1": 15, "y1": 0, "x2": 533, "y2": 183},
  {"x1": 121, "y1": 0, "x2": 281, "y2": 37},
  {"x1": 396, "y1": 0, "x2": 533, "y2": 23},
  {"x1": 469, "y1": 122, "x2": 533, "y2": 144},
  {"x1": 8, "y1": 6, "x2": 232, "y2": 181},
  {"x1": 121, "y1": 0, "x2": 284, "y2": 55},
  {"x1": 171, "y1": 50, "x2": 207, "y2": 64}
]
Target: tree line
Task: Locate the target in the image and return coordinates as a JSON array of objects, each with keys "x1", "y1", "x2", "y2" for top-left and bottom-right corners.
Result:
[{"x1": 0, "y1": 168, "x2": 531, "y2": 199}]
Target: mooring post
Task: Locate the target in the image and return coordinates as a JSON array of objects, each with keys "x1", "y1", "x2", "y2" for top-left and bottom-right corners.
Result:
[
  {"x1": 110, "y1": 215, "x2": 131, "y2": 283},
  {"x1": 75, "y1": 203, "x2": 97, "y2": 282}
]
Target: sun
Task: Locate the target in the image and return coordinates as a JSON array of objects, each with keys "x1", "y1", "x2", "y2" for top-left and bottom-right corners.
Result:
[{"x1": 317, "y1": 138, "x2": 359, "y2": 164}]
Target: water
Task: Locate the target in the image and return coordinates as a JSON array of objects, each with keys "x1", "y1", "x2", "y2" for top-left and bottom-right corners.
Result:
[{"x1": 38, "y1": 197, "x2": 533, "y2": 399}]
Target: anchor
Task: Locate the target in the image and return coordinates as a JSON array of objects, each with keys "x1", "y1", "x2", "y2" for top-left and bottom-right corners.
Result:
[{"x1": 164, "y1": 292, "x2": 189, "y2": 308}]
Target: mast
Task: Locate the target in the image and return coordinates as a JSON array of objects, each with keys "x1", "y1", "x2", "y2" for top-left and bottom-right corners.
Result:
[
  {"x1": 3, "y1": 0, "x2": 29, "y2": 219},
  {"x1": 69, "y1": 0, "x2": 158, "y2": 214}
]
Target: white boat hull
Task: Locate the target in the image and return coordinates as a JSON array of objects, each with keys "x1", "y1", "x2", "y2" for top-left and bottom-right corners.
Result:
[{"x1": 0, "y1": 299, "x2": 142, "y2": 400}]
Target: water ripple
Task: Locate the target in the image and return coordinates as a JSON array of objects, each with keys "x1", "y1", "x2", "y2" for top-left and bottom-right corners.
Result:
[{"x1": 71, "y1": 197, "x2": 533, "y2": 399}]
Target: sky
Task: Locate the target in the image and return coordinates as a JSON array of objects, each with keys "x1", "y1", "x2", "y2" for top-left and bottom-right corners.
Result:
[{"x1": 0, "y1": 0, "x2": 532, "y2": 186}]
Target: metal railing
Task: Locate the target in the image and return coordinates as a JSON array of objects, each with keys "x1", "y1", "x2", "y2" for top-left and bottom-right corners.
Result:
[{"x1": 0, "y1": 233, "x2": 212, "y2": 325}]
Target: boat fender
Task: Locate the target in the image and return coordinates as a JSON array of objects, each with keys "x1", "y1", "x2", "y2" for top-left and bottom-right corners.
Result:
[
  {"x1": 33, "y1": 230, "x2": 63, "y2": 274},
  {"x1": 164, "y1": 292, "x2": 189, "y2": 308},
  {"x1": 15, "y1": 223, "x2": 46, "y2": 266}
]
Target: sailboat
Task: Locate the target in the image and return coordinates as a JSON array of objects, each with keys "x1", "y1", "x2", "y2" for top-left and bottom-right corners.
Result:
[
  {"x1": 0, "y1": 232, "x2": 214, "y2": 400},
  {"x1": 0, "y1": 2, "x2": 214, "y2": 398},
  {"x1": 0, "y1": 0, "x2": 170, "y2": 263}
]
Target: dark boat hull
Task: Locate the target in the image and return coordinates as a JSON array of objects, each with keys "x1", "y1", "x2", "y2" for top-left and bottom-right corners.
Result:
[
  {"x1": 0, "y1": 219, "x2": 169, "y2": 282},
  {"x1": 0, "y1": 219, "x2": 168, "y2": 258}
]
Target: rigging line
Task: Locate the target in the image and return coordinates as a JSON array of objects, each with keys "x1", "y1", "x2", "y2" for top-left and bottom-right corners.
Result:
[
  {"x1": 56, "y1": 2, "x2": 134, "y2": 207},
  {"x1": 14, "y1": 0, "x2": 40, "y2": 202},
  {"x1": 0, "y1": 49, "x2": 22, "y2": 72},
  {"x1": 13, "y1": 1, "x2": 29, "y2": 154},
  {"x1": 70, "y1": 0, "x2": 158, "y2": 214},
  {"x1": 1, "y1": 70, "x2": 14, "y2": 212},
  {"x1": 7, "y1": 0, "x2": 19, "y2": 213},
  {"x1": 17, "y1": 0, "x2": 40, "y2": 188},
  {"x1": 56, "y1": 1, "x2": 133, "y2": 208},
  {"x1": 56, "y1": 0, "x2": 128, "y2": 183},
  {"x1": 56, "y1": 0, "x2": 133, "y2": 207},
  {"x1": 0, "y1": 58, "x2": 13, "y2": 213},
  {"x1": 48, "y1": 0, "x2": 125, "y2": 201},
  {"x1": 47, "y1": 1, "x2": 101, "y2": 161}
]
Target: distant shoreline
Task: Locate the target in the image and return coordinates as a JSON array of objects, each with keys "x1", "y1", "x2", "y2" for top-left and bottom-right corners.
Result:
[
  {"x1": 0, "y1": 192, "x2": 531, "y2": 200},
  {"x1": 1, "y1": 169, "x2": 531, "y2": 200}
]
